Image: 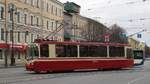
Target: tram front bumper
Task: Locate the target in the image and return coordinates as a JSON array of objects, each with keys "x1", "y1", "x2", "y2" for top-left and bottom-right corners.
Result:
[{"x1": 25, "y1": 62, "x2": 34, "y2": 71}]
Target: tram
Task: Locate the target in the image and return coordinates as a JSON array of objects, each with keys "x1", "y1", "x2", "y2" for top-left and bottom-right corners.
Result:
[{"x1": 26, "y1": 40, "x2": 134, "y2": 73}]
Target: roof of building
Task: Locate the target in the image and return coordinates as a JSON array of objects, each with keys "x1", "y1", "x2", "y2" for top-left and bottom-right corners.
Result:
[{"x1": 51, "y1": 0, "x2": 64, "y2": 6}]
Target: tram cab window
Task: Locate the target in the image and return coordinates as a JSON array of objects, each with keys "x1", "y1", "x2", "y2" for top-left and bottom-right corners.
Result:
[{"x1": 28, "y1": 45, "x2": 39, "y2": 59}]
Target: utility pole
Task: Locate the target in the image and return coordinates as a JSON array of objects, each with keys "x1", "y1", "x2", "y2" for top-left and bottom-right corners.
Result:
[
  {"x1": 9, "y1": 3, "x2": 15, "y2": 66},
  {"x1": 4, "y1": 0, "x2": 8, "y2": 67}
]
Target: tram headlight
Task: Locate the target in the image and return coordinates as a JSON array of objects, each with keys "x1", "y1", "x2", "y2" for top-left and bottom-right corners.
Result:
[{"x1": 28, "y1": 60, "x2": 34, "y2": 66}]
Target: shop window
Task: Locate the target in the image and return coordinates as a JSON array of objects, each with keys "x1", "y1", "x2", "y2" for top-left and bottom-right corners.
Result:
[
  {"x1": 0, "y1": 50, "x2": 3, "y2": 59},
  {"x1": 18, "y1": 32, "x2": 20, "y2": 42},
  {"x1": 1, "y1": 28, "x2": 4, "y2": 40},
  {"x1": 18, "y1": 52, "x2": 21, "y2": 59}
]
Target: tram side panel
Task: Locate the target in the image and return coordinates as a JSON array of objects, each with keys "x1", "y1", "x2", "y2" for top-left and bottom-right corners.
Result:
[{"x1": 30, "y1": 58, "x2": 134, "y2": 72}]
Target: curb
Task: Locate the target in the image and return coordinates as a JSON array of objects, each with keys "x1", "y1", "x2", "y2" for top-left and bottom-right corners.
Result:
[{"x1": 0, "y1": 65, "x2": 24, "y2": 69}]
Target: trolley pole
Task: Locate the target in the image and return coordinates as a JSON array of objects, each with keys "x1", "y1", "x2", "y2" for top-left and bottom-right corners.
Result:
[{"x1": 4, "y1": 0, "x2": 8, "y2": 67}]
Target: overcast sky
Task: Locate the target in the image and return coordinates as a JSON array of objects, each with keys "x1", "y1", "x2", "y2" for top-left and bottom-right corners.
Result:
[{"x1": 59, "y1": 0, "x2": 150, "y2": 45}]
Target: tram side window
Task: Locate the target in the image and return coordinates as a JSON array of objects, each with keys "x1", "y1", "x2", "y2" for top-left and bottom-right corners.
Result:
[
  {"x1": 80, "y1": 46, "x2": 88, "y2": 57},
  {"x1": 127, "y1": 49, "x2": 133, "y2": 58},
  {"x1": 40, "y1": 44, "x2": 49, "y2": 57},
  {"x1": 65, "y1": 45, "x2": 77, "y2": 57},
  {"x1": 88, "y1": 46, "x2": 107, "y2": 57},
  {"x1": 56, "y1": 45, "x2": 64, "y2": 57},
  {"x1": 56, "y1": 45, "x2": 77, "y2": 57},
  {"x1": 96, "y1": 46, "x2": 107, "y2": 57},
  {"x1": 80, "y1": 46, "x2": 107, "y2": 57},
  {"x1": 110, "y1": 46, "x2": 124, "y2": 57}
]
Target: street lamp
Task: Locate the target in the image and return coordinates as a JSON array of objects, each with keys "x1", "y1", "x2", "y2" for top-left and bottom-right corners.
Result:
[
  {"x1": 8, "y1": 3, "x2": 16, "y2": 66},
  {"x1": 4, "y1": 0, "x2": 8, "y2": 67}
]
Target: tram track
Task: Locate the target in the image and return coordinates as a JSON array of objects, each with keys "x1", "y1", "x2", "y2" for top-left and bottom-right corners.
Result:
[
  {"x1": 0, "y1": 68, "x2": 147, "y2": 84},
  {"x1": 0, "y1": 61, "x2": 149, "y2": 84}
]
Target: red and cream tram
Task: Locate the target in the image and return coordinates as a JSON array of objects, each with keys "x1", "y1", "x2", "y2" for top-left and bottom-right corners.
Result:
[{"x1": 26, "y1": 40, "x2": 134, "y2": 73}]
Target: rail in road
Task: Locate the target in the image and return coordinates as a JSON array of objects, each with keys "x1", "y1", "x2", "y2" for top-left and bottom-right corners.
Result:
[{"x1": 0, "y1": 60, "x2": 150, "y2": 84}]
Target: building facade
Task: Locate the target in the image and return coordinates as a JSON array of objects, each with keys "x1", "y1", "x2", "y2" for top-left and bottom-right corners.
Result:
[
  {"x1": 0, "y1": 0, "x2": 64, "y2": 66},
  {"x1": 63, "y1": 2, "x2": 108, "y2": 42}
]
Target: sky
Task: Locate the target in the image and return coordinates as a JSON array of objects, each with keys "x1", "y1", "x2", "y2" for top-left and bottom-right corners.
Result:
[{"x1": 59, "y1": 0, "x2": 150, "y2": 45}]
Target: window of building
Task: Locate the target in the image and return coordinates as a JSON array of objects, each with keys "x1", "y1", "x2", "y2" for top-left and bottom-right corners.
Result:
[
  {"x1": 31, "y1": 34, "x2": 34, "y2": 42},
  {"x1": 47, "y1": 21, "x2": 49, "y2": 29},
  {"x1": 18, "y1": 52, "x2": 21, "y2": 59},
  {"x1": 10, "y1": 31, "x2": 13, "y2": 41},
  {"x1": 31, "y1": 0, "x2": 34, "y2": 6},
  {"x1": 1, "y1": 28, "x2": 4, "y2": 40},
  {"x1": 37, "y1": 0, "x2": 39, "y2": 8},
  {"x1": 31, "y1": 15, "x2": 33, "y2": 25},
  {"x1": 51, "y1": 5, "x2": 54, "y2": 14},
  {"x1": 24, "y1": 14, "x2": 27, "y2": 24},
  {"x1": 25, "y1": 33, "x2": 27, "y2": 43},
  {"x1": 0, "y1": 50, "x2": 3, "y2": 59},
  {"x1": 17, "y1": 12, "x2": 20, "y2": 23},
  {"x1": 18, "y1": 32, "x2": 20, "y2": 42},
  {"x1": 0, "y1": 7, "x2": 4, "y2": 19},
  {"x1": 51, "y1": 21, "x2": 54, "y2": 30},
  {"x1": 36, "y1": 17, "x2": 39, "y2": 26},
  {"x1": 46, "y1": 3, "x2": 49, "y2": 12},
  {"x1": 54, "y1": 7, "x2": 57, "y2": 15},
  {"x1": 24, "y1": 0, "x2": 27, "y2": 4},
  {"x1": 59, "y1": 9, "x2": 62, "y2": 17},
  {"x1": 37, "y1": 35, "x2": 39, "y2": 39}
]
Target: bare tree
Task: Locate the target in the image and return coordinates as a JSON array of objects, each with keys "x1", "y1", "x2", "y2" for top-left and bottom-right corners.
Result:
[{"x1": 109, "y1": 24, "x2": 128, "y2": 43}]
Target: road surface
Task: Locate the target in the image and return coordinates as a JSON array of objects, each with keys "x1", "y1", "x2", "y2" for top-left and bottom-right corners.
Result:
[{"x1": 0, "y1": 60, "x2": 150, "y2": 84}]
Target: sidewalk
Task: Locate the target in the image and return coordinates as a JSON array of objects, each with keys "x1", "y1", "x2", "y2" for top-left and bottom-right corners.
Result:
[
  {"x1": 0, "y1": 59, "x2": 27, "y2": 69},
  {"x1": 0, "y1": 64, "x2": 24, "y2": 69}
]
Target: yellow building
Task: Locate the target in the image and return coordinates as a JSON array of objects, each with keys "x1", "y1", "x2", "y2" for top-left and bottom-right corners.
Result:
[
  {"x1": 0, "y1": 0, "x2": 64, "y2": 66},
  {"x1": 128, "y1": 38, "x2": 145, "y2": 50}
]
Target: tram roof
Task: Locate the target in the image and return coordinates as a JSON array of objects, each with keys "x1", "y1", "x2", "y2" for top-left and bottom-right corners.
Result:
[{"x1": 35, "y1": 40, "x2": 130, "y2": 47}]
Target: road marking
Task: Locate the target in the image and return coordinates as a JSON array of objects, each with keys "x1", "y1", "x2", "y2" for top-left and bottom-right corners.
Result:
[{"x1": 127, "y1": 75, "x2": 150, "y2": 84}]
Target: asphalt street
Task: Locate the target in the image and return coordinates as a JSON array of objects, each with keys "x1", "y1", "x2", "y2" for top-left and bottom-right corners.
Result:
[{"x1": 0, "y1": 60, "x2": 150, "y2": 84}]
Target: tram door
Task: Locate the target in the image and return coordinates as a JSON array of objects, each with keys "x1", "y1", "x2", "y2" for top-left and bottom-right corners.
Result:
[{"x1": 48, "y1": 44, "x2": 56, "y2": 58}]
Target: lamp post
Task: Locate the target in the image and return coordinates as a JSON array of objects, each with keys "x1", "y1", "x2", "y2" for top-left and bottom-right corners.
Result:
[
  {"x1": 8, "y1": 3, "x2": 15, "y2": 66},
  {"x1": 4, "y1": 0, "x2": 8, "y2": 67}
]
